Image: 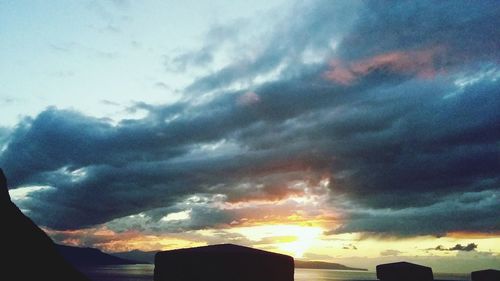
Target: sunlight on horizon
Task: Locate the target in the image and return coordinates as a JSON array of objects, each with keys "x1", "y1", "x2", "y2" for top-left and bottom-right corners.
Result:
[
  {"x1": 2, "y1": 0, "x2": 499, "y2": 275},
  {"x1": 227, "y1": 224, "x2": 324, "y2": 258}
]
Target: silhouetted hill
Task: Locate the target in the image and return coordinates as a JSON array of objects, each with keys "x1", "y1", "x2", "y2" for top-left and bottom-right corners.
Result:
[
  {"x1": 112, "y1": 249, "x2": 157, "y2": 264},
  {"x1": 1, "y1": 168, "x2": 90, "y2": 281},
  {"x1": 295, "y1": 260, "x2": 367, "y2": 271},
  {"x1": 56, "y1": 244, "x2": 146, "y2": 266}
]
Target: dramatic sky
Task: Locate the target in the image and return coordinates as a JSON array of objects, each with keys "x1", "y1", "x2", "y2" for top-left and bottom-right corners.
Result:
[{"x1": 1, "y1": 0, "x2": 499, "y2": 273}]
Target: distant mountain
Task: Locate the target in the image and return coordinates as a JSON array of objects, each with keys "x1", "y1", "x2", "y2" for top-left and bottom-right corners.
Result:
[
  {"x1": 110, "y1": 249, "x2": 367, "y2": 272},
  {"x1": 111, "y1": 249, "x2": 157, "y2": 264},
  {"x1": 56, "y1": 244, "x2": 146, "y2": 266},
  {"x1": 295, "y1": 260, "x2": 367, "y2": 271}
]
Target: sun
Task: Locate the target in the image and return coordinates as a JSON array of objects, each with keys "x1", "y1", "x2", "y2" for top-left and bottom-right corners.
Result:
[
  {"x1": 228, "y1": 224, "x2": 323, "y2": 258},
  {"x1": 274, "y1": 225, "x2": 323, "y2": 258}
]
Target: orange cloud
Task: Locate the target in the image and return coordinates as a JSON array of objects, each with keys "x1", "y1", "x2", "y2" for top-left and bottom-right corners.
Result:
[
  {"x1": 323, "y1": 46, "x2": 446, "y2": 85},
  {"x1": 446, "y1": 231, "x2": 500, "y2": 239},
  {"x1": 44, "y1": 226, "x2": 206, "y2": 252}
]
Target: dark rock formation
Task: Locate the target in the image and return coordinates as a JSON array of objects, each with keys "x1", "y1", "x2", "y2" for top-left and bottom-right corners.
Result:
[
  {"x1": 471, "y1": 269, "x2": 500, "y2": 281},
  {"x1": 376, "y1": 261, "x2": 434, "y2": 281},
  {"x1": 1, "y1": 168, "x2": 90, "y2": 281},
  {"x1": 154, "y1": 243, "x2": 294, "y2": 281}
]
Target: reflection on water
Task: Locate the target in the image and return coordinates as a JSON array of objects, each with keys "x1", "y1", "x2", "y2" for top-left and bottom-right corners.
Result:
[
  {"x1": 433, "y1": 272, "x2": 470, "y2": 281},
  {"x1": 79, "y1": 264, "x2": 154, "y2": 281},
  {"x1": 296, "y1": 269, "x2": 469, "y2": 281},
  {"x1": 295, "y1": 268, "x2": 376, "y2": 280},
  {"x1": 79, "y1": 264, "x2": 469, "y2": 281}
]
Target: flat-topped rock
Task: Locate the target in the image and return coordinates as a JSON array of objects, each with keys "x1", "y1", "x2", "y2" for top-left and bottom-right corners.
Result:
[
  {"x1": 376, "y1": 261, "x2": 433, "y2": 281},
  {"x1": 471, "y1": 269, "x2": 500, "y2": 281},
  {"x1": 154, "y1": 243, "x2": 294, "y2": 281}
]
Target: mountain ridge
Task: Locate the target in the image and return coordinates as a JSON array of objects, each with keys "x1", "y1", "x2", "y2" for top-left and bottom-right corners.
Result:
[
  {"x1": 56, "y1": 244, "x2": 147, "y2": 266},
  {"x1": 109, "y1": 248, "x2": 367, "y2": 271},
  {"x1": 295, "y1": 260, "x2": 367, "y2": 271}
]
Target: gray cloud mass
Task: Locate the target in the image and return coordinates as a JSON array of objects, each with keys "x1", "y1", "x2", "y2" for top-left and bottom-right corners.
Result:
[
  {"x1": 435, "y1": 243, "x2": 478, "y2": 252},
  {"x1": 0, "y1": 0, "x2": 499, "y2": 236}
]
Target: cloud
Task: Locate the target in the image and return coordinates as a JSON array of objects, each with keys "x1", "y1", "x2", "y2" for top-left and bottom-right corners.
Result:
[
  {"x1": 331, "y1": 190, "x2": 500, "y2": 237},
  {"x1": 180, "y1": 0, "x2": 362, "y2": 94},
  {"x1": 342, "y1": 244, "x2": 357, "y2": 250},
  {"x1": 164, "y1": 47, "x2": 214, "y2": 72},
  {"x1": 324, "y1": 46, "x2": 446, "y2": 85},
  {"x1": 337, "y1": 0, "x2": 500, "y2": 62},
  {"x1": 163, "y1": 19, "x2": 248, "y2": 72},
  {"x1": 237, "y1": 91, "x2": 261, "y2": 106},
  {"x1": 0, "y1": 127, "x2": 11, "y2": 146},
  {"x1": 1, "y1": 0, "x2": 499, "y2": 238},
  {"x1": 380, "y1": 249, "x2": 403, "y2": 257},
  {"x1": 435, "y1": 243, "x2": 478, "y2": 252}
]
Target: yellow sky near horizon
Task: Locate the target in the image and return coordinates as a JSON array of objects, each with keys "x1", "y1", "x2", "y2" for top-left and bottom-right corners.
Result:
[{"x1": 45, "y1": 222, "x2": 500, "y2": 260}]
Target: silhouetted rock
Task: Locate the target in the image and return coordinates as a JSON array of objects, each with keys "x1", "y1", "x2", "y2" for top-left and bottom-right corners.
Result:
[
  {"x1": 376, "y1": 261, "x2": 433, "y2": 281},
  {"x1": 154, "y1": 244, "x2": 294, "y2": 281},
  {"x1": 1, "y1": 168, "x2": 90, "y2": 281},
  {"x1": 471, "y1": 269, "x2": 500, "y2": 281},
  {"x1": 56, "y1": 244, "x2": 145, "y2": 266}
]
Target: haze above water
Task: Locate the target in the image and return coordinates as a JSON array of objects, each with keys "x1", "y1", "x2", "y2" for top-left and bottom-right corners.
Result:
[{"x1": 79, "y1": 264, "x2": 470, "y2": 281}]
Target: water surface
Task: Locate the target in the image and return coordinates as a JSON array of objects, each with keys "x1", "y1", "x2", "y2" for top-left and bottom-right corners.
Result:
[{"x1": 79, "y1": 264, "x2": 470, "y2": 281}]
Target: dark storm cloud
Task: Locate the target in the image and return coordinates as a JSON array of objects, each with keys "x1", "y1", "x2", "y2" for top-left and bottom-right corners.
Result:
[
  {"x1": 113, "y1": 204, "x2": 236, "y2": 234},
  {"x1": 331, "y1": 190, "x2": 500, "y2": 237},
  {"x1": 1, "y1": 0, "x2": 499, "y2": 236},
  {"x1": 337, "y1": 0, "x2": 500, "y2": 62},
  {"x1": 0, "y1": 103, "x2": 327, "y2": 228},
  {"x1": 324, "y1": 78, "x2": 500, "y2": 209}
]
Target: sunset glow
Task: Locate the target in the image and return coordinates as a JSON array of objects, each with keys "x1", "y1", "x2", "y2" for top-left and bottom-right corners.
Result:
[
  {"x1": 229, "y1": 224, "x2": 324, "y2": 258},
  {"x1": 1, "y1": 0, "x2": 499, "y2": 274}
]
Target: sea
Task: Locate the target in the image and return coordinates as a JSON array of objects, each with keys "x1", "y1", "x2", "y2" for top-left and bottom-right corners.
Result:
[{"x1": 78, "y1": 264, "x2": 471, "y2": 281}]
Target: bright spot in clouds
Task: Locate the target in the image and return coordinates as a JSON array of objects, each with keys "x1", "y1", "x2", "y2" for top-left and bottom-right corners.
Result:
[
  {"x1": 228, "y1": 224, "x2": 324, "y2": 258},
  {"x1": 9, "y1": 185, "x2": 53, "y2": 201},
  {"x1": 161, "y1": 210, "x2": 192, "y2": 222}
]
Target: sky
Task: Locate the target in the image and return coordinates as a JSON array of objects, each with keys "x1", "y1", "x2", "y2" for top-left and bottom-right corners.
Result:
[{"x1": 1, "y1": 0, "x2": 499, "y2": 273}]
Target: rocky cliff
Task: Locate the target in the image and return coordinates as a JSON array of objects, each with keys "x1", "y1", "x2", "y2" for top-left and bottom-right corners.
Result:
[{"x1": 1, "y1": 168, "x2": 90, "y2": 281}]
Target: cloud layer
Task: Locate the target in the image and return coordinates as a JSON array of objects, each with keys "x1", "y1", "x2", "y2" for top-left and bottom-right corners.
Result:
[{"x1": 1, "y1": 0, "x2": 499, "y2": 239}]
